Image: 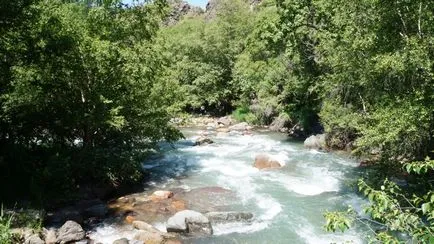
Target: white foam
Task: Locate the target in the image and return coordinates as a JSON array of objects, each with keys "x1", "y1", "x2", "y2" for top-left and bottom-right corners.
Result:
[
  {"x1": 200, "y1": 158, "x2": 258, "y2": 177},
  {"x1": 88, "y1": 225, "x2": 137, "y2": 244},
  {"x1": 255, "y1": 194, "x2": 282, "y2": 221},
  {"x1": 296, "y1": 224, "x2": 364, "y2": 244},
  {"x1": 263, "y1": 172, "x2": 340, "y2": 196},
  {"x1": 213, "y1": 222, "x2": 269, "y2": 235}
]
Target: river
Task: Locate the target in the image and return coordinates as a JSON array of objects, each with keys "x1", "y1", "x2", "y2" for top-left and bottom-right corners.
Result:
[{"x1": 89, "y1": 128, "x2": 370, "y2": 243}]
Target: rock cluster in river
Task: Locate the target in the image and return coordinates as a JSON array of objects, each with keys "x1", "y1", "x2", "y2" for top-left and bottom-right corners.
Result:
[{"x1": 22, "y1": 220, "x2": 87, "y2": 244}]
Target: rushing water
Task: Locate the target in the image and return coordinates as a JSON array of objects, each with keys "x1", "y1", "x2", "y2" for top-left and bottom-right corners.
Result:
[{"x1": 90, "y1": 128, "x2": 370, "y2": 243}]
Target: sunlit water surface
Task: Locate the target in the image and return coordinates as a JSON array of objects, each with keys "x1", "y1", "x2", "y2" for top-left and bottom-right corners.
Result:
[{"x1": 90, "y1": 129, "x2": 369, "y2": 243}]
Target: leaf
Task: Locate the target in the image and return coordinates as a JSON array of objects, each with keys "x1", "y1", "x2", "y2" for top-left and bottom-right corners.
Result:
[{"x1": 421, "y1": 203, "x2": 431, "y2": 214}]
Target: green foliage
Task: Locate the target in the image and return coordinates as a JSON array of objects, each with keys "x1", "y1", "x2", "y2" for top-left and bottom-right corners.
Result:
[
  {"x1": 325, "y1": 158, "x2": 434, "y2": 242},
  {"x1": 158, "y1": 0, "x2": 254, "y2": 115},
  {"x1": 0, "y1": 0, "x2": 182, "y2": 202},
  {"x1": 318, "y1": 0, "x2": 434, "y2": 158},
  {"x1": 324, "y1": 209, "x2": 354, "y2": 233},
  {"x1": 231, "y1": 106, "x2": 257, "y2": 124},
  {"x1": 0, "y1": 206, "x2": 13, "y2": 244}
]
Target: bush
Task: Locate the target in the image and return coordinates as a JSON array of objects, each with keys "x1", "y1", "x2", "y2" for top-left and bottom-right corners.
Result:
[
  {"x1": 232, "y1": 107, "x2": 258, "y2": 124},
  {"x1": 232, "y1": 107, "x2": 250, "y2": 122}
]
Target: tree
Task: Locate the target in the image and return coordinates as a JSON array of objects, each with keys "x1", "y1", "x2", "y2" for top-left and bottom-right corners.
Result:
[{"x1": 0, "y1": 0, "x2": 182, "y2": 202}]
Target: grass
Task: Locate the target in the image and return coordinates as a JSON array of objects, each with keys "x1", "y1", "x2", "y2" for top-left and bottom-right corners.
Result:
[{"x1": 0, "y1": 205, "x2": 13, "y2": 244}]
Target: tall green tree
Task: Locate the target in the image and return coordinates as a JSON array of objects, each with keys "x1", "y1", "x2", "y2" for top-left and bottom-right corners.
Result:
[{"x1": 0, "y1": 0, "x2": 182, "y2": 202}]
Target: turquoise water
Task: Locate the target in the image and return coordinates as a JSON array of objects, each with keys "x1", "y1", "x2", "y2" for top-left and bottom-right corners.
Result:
[{"x1": 90, "y1": 129, "x2": 370, "y2": 243}]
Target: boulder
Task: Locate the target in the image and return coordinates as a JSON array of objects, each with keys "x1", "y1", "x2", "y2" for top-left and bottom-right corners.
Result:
[
  {"x1": 132, "y1": 221, "x2": 160, "y2": 233},
  {"x1": 253, "y1": 154, "x2": 282, "y2": 170},
  {"x1": 24, "y1": 234, "x2": 44, "y2": 244},
  {"x1": 194, "y1": 137, "x2": 214, "y2": 146},
  {"x1": 304, "y1": 134, "x2": 326, "y2": 150},
  {"x1": 269, "y1": 115, "x2": 290, "y2": 132},
  {"x1": 134, "y1": 230, "x2": 164, "y2": 244},
  {"x1": 166, "y1": 210, "x2": 213, "y2": 235},
  {"x1": 151, "y1": 190, "x2": 174, "y2": 200},
  {"x1": 56, "y1": 221, "x2": 85, "y2": 244},
  {"x1": 217, "y1": 117, "x2": 232, "y2": 126},
  {"x1": 205, "y1": 212, "x2": 254, "y2": 223},
  {"x1": 228, "y1": 122, "x2": 249, "y2": 131},
  {"x1": 43, "y1": 228, "x2": 57, "y2": 244},
  {"x1": 113, "y1": 238, "x2": 129, "y2": 244}
]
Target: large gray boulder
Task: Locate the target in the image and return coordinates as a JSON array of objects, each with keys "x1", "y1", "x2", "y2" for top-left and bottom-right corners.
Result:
[
  {"x1": 304, "y1": 134, "x2": 326, "y2": 150},
  {"x1": 56, "y1": 220, "x2": 85, "y2": 244},
  {"x1": 205, "y1": 212, "x2": 254, "y2": 223},
  {"x1": 166, "y1": 210, "x2": 213, "y2": 235}
]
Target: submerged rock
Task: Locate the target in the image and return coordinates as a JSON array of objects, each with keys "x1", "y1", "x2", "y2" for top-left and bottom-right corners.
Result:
[
  {"x1": 56, "y1": 220, "x2": 85, "y2": 244},
  {"x1": 304, "y1": 134, "x2": 326, "y2": 150},
  {"x1": 253, "y1": 154, "x2": 282, "y2": 170},
  {"x1": 205, "y1": 212, "x2": 254, "y2": 223},
  {"x1": 179, "y1": 187, "x2": 236, "y2": 213},
  {"x1": 166, "y1": 210, "x2": 213, "y2": 235},
  {"x1": 194, "y1": 137, "x2": 214, "y2": 146}
]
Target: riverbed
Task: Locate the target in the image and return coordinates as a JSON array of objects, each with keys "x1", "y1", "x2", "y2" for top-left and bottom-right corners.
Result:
[{"x1": 89, "y1": 128, "x2": 369, "y2": 243}]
